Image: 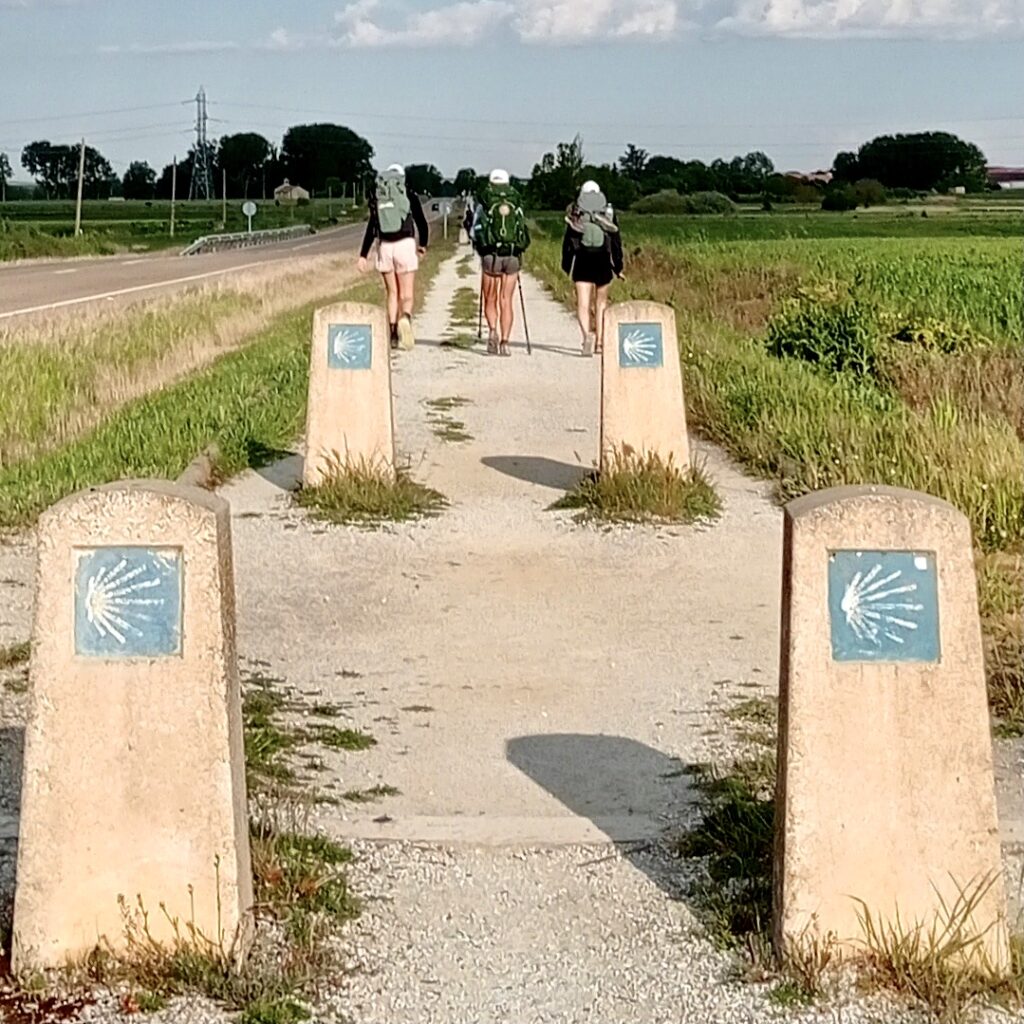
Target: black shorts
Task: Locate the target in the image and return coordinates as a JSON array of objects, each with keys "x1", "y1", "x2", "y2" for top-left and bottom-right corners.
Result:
[{"x1": 569, "y1": 247, "x2": 614, "y2": 287}]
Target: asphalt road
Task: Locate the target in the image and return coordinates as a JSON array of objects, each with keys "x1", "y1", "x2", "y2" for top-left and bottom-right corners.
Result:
[{"x1": 0, "y1": 221, "x2": 371, "y2": 321}]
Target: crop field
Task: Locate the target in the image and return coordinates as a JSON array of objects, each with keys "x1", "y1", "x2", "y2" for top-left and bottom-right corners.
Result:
[
  {"x1": 529, "y1": 209, "x2": 1024, "y2": 726},
  {"x1": 0, "y1": 197, "x2": 360, "y2": 260}
]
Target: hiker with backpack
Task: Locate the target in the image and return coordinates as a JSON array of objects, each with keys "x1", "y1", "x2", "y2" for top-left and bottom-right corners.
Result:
[
  {"x1": 562, "y1": 180, "x2": 624, "y2": 356},
  {"x1": 472, "y1": 169, "x2": 530, "y2": 357},
  {"x1": 358, "y1": 164, "x2": 429, "y2": 350}
]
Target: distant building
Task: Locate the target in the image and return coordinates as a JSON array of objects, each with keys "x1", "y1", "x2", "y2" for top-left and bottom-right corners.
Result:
[
  {"x1": 274, "y1": 179, "x2": 310, "y2": 203},
  {"x1": 987, "y1": 166, "x2": 1024, "y2": 190}
]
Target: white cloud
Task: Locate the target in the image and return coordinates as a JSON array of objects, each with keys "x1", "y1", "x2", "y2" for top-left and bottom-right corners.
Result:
[
  {"x1": 514, "y1": 0, "x2": 681, "y2": 41},
  {"x1": 99, "y1": 40, "x2": 240, "y2": 54},
  {"x1": 99, "y1": 0, "x2": 1024, "y2": 56},
  {"x1": 331, "y1": 0, "x2": 684, "y2": 45},
  {"x1": 335, "y1": 0, "x2": 513, "y2": 46},
  {"x1": 715, "y1": 0, "x2": 1024, "y2": 38}
]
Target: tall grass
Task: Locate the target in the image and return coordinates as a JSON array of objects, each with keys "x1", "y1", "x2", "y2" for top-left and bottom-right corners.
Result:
[
  {"x1": 0, "y1": 255, "x2": 359, "y2": 468},
  {"x1": 0, "y1": 239, "x2": 452, "y2": 530},
  {"x1": 527, "y1": 219, "x2": 1024, "y2": 726}
]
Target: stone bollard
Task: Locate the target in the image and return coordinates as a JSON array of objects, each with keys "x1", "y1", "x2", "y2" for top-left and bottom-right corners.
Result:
[
  {"x1": 775, "y1": 484, "x2": 1008, "y2": 968},
  {"x1": 303, "y1": 302, "x2": 394, "y2": 487},
  {"x1": 600, "y1": 301, "x2": 689, "y2": 473},
  {"x1": 13, "y1": 481, "x2": 252, "y2": 971}
]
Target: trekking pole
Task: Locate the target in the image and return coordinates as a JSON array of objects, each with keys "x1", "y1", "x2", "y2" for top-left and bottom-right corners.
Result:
[
  {"x1": 518, "y1": 275, "x2": 531, "y2": 355},
  {"x1": 477, "y1": 275, "x2": 483, "y2": 342}
]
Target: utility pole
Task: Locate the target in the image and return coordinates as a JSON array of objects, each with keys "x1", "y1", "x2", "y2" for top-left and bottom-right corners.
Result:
[
  {"x1": 222, "y1": 167, "x2": 227, "y2": 226},
  {"x1": 74, "y1": 137, "x2": 86, "y2": 237},
  {"x1": 328, "y1": 185, "x2": 333, "y2": 220},
  {"x1": 170, "y1": 157, "x2": 177, "y2": 238}
]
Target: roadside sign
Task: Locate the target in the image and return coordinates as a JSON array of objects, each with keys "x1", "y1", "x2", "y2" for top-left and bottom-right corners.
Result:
[{"x1": 242, "y1": 201, "x2": 257, "y2": 233}]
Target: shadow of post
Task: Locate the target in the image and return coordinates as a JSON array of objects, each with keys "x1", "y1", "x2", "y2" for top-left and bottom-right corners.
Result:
[
  {"x1": 483, "y1": 456, "x2": 590, "y2": 492},
  {"x1": 506, "y1": 733, "x2": 695, "y2": 899},
  {"x1": 0, "y1": 725, "x2": 24, "y2": 957}
]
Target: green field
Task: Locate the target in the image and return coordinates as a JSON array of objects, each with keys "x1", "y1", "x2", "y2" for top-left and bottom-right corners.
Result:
[
  {"x1": 528, "y1": 208, "x2": 1024, "y2": 728},
  {"x1": 0, "y1": 197, "x2": 362, "y2": 260}
]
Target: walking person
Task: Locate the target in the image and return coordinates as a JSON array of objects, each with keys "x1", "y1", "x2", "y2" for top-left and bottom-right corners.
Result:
[
  {"x1": 472, "y1": 169, "x2": 530, "y2": 357},
  {"x1": 562, "y1": 180, "x2": 623, "y2": 356},
  {"x1": 358, "y1": 164, "x2": 429, "y2": 350}
]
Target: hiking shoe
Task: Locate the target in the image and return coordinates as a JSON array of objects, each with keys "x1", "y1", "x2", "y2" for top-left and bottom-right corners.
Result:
[
  {"x1": 487, "y1": 329, "x2": 499, "y2": 355},
  {"x1": 397, "y1": 315, "x2": 415, "y2": 350},
  {"x1": 499, "y1": 341, "x2": 512, "y2": 357},
  {"x1": 582, "y1": 334, "x2": 595, "y2": 357}
]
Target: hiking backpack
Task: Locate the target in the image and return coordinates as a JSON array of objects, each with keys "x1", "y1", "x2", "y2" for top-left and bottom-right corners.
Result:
[
  {"x1": 576, "y1": 188, "x2": 616, "y2": 250},
  {"x1": 477, "y1": 184, "x2": 529, "y2": 255},
  {"x1": 375, "y1": 170, "x2": 411, "y2": 234}
]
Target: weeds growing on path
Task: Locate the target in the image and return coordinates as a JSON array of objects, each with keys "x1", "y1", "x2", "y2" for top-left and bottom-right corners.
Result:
[
  {"x1": 0, "y1": 668, "x2": 377, "y2": 1023},
  {"x1": 554, "y1": 451, "x2": 721, "y2": 526},
  {"x1": 296, "y1": 457, "x2": 447, "y2": 527}
]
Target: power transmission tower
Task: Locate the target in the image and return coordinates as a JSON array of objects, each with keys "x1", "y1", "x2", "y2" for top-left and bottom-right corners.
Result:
[{"x1": 189, "y1": 85, "x2": 213, "y2": 201}]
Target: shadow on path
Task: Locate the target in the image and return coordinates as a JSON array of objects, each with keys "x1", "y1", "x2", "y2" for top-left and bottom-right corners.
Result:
[
  {"x1": 483, "y1": 456, "x2": 589, "y2": 491},
  {"x1": 411, "y1": 337, "x2": 581, "y2": 358},
  {"x1": 506, "y1": 733, "x2": 694, "y2": 899},
  {"x1": 0, "y1": 726, "x2": 24, "y2": 943},
  {"x1": 243, "y1": 440, "x2": 303, "y2": 492}
]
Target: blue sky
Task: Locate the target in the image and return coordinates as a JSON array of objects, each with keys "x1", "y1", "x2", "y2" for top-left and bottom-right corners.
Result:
[{"x1": 2, "y1": 0, "x2": 1023, "y2": 182}]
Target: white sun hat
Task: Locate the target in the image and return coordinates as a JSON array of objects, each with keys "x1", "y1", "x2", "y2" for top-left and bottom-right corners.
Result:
[
  {"x1": 489, "y1": 168, "x2": 510, "y2": 185},
  {"x1": 580, "y1": 179, "x2": 600, "y2": 193},
  {"x1": 387, "y1": 163, "x2": 405, "y2": 175}
]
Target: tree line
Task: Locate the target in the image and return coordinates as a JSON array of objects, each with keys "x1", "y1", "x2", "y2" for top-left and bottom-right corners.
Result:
[{"x1": 0, "y1": 124, "x2": 995, "y2": 208}]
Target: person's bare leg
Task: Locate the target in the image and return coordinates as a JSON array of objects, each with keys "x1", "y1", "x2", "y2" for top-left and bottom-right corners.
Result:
[
  {"x1": 499, "y1": 272, "x2": 517, "y2": 352},
  {"x1": 595, "y1": 283, "x2": 611, "y2": 352},
  {"x1": 397, "y1": 271, "x2": 416, "y2": 319},
  {"x1": 574, "y1": 282, "x2": 593, "y2": 342},
  {"x1": 482, "y1": 273, "x2": 499, "y2": 352},
  {"x1": 575, "y1": 281, "x2": 595, "y2": 354},
  {"x1": 382, "y1": 272, "x2": 399, "y2": 344}
]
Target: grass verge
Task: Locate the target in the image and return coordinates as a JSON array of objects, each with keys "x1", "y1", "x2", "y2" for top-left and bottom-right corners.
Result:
[
  {"x1": 0, "y1": 256, "x2": 359, "y2": 469},
  {"x1": 0, "y1": 237, "x2": 453, "y2": 531},
  {"x1": 553, "y1": 451, "x2": 721, "y2": 525},
  {"x1": 527, "y1": 226, "x2": 1024, "y2": 730}
]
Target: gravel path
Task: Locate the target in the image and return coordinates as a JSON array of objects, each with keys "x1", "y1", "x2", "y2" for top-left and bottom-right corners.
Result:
[{"x1": 0, "y1": 246, "x2": 1021, "y2": 1023}]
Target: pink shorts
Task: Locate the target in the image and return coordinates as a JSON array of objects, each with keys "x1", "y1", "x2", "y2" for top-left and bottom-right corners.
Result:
[{"x1": 376, "y1": 237, "x2": 419, "y2": 274}]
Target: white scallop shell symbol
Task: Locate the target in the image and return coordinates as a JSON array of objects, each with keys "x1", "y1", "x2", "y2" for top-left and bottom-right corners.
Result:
[
  {"x1": 621, "y1": 328, "x2": 658, "y2": 365},
  {"x1": 85, "y1": 558, "x2": 166, "y2": 645},
  {"x1": 840, "y1": 563, "x2": 924, "y2": 646},
  {"x1": 331, "y1": 328, "x2": 368, "y2": 365}
]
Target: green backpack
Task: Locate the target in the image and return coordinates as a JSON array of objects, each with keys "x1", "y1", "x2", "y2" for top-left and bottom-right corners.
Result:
[
  {"x1": 477, "y1": 184, "x2": 529, "y2": 255},
  {"x1": 375, "y1": 171, "x2": 411, "y2": 234},
  {"x1": 576, "y1": 188, "x2": 615, "y2": 250}
]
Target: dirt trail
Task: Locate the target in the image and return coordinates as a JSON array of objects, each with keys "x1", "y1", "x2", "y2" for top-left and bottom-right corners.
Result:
[{"x1": 217, "y1": 249, "x2": 786, "y2": 1022}]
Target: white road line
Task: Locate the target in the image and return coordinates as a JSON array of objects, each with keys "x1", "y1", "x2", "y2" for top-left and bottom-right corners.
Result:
[
  {"x1": 53, "y1": 268, "x2": 78, "y2": 275},
  {"x1": 120, "y1": 258, "x2": 146, "y2": 266},
  {"x1": 0, "y1": 260, "x2": 269, "y2": 320},
  {"x1": 289, "y1": 240, "x2": 321, "y2": 251}
]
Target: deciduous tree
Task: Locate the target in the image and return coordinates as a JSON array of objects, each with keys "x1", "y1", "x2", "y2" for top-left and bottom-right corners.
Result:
[
  {"x1": 122, "y1": 161, "x2": 156, "y2": 200},
  {"x1": 280, "y1": 124, "x2": 374, "y2": 194},
  {"x1": 217, "y1": 133, "x2": 271, "y2": 198}
]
